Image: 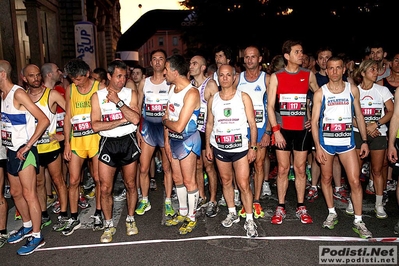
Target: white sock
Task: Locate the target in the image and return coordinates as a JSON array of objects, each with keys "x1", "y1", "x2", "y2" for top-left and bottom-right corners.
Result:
[
  {"x1": 176, "y1": 185, "x2": 188, "y2": 214},
  {"x1": 246, "y1": 213, "x2": 253, "y2": 221},
  {"x1": 228, "y1": 207, "x2": 236, "y2": 215},
  {"x1": 354, "y1": 215, "x2": 362, "y2": 223},
  {"x1": 105, "y1": 219, "x2": 114, "y2": 228},
  {"x1": 375, "y1": 195, "x2": 383, "y2": 206},
  {"x1": 187, "y1": 189, "x2": 199, "y2": 218},
  {"x1": 328, "y1": 207, "x2": 336, "y2": 214},
  {"x1": 165, "y1": 198, "x2": 171, "y2": 204},
  {"x1": 335, "y1": 186, "x2": 341, "y2": 192},
  {"x1": 126, "y1": 215, "x2": 134, "y2": 222},
  {"x1": 142, "y1": 196, "x2": 148, "y2": 203},
  {"x1": 23, "y1": 220, "x2": 32, "y2": 228},
  {"x1": 32, "y1": 232, "x2": 41, "y2": 238}
]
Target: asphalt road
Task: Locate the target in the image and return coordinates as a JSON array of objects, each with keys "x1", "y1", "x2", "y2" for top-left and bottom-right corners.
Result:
[{"x1": 1, "y1": 169, "x2": 398, "y2": 266}]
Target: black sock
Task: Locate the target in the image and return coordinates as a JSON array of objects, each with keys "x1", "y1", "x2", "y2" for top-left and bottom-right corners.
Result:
[
  {"x1": 42, "y1": 211, "x2": 49, "y2": 218},
  {"x1": 94, "y1": 209, "x2": 102, "y2": 216},
  {"x1": 278, "y1": 204, "x2": 285, "y2": 209},
  {"x1": 60, "y1": 211, "x2": 68, "y2": 218},
  {"x1": 48, "y1": 194, "x2": 54, "y2": 199},
  {"x1": 297, "y1": 203, "x2": 304, "y2": 208},
  {"x1": 71, "y1": 212, "x2": 78, "y2": 220},
  {"x1": 253, "y1": 199, "x2": 259, "y2": 203},
  {"x1": 0, "y1": 229, "x2": 6, "y2": 234}
]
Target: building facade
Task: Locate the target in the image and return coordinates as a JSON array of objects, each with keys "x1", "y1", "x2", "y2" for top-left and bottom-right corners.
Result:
[{"x1": 0, "y1": 0, "x2": 121, "y2": 83}]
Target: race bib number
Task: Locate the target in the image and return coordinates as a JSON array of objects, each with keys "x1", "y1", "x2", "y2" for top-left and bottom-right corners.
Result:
[
  {"x1": 102, "y1": 112, "x2": 123, "y2": 122},
  {"x1": 279, "y1": 94, "x2": 307, "y2": 117},
  {"x1": 215, "y1": 134, "x2": 242, "y2": 150},
  {"x1": 362, "y1": 107, "x2": 382, "y2": 122},
  {"x1": 71, "y1": 114, "x2": 94, "y2": 137},
  {"x1": 197, "y1": 111, "x2": 205, "y2": 126},
  {"x1": 145, "y1": 104, "x2": 166, "y2": 117},
  {"x1": 254, "y1": 109, "x2": 263, "y2": 123},
  {"x1": 1, "y1": 130, "x2": 12, "y2": 147},
  {"x1": 322, "y1": 123, "x2": 352, "y2": 138}
]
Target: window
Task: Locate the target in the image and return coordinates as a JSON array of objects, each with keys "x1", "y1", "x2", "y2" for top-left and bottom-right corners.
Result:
[
  {"x1": 158, "y1": 37, "x2": 164, "y2": 46},
  {"x1": 173, "y1": 37, "x2": 178, "y2": 46}
]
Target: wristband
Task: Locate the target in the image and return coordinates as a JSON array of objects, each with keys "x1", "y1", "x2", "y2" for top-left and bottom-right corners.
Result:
[
  {"x1": 272, "y1": 125, "x2": 280, "y2": 133},
  {"x1": 362, "y1": 140, "x2": 368, "y2": 145},
  {"x1": 265, "y1": 130, "x2": 272, "y2": 136}
]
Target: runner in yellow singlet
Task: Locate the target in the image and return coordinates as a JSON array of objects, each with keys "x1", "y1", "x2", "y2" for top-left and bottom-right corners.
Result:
[{"x1": 62, "y1": 59, "x2": 105, "y2": 235}]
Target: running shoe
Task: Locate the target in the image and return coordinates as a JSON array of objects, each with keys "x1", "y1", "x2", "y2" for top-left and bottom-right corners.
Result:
[
  {"x1": 333, "y1": 187, "x2": 349, "y2": 203},
  {"x1": 365, "y1": 179, "x2": 375, "y2": 195},
  {"x1": 306, "y1": 167, "x2": 312, "y2": 182},
  {"x1": 238, "y1": 206, "x2": 246, "y2": 218},
  {"x1": 4, "y1": 185, "x2": 11, "y2": 199},
  {"x1": 8, "y1": 226, "x2": 32, "y2": 244},
  {"x1": 261, "y1": 181, "x2": 272, "y2": 198},
  {"x1": 375, "y1": 205, "x2": 387, "y2": 219},
  {"x1": 113, "y1": 189, "x2": 126, "y2": 202},
  {"x1": 322, "y1": 213, "x2": 338, "y2": 229},
  {"x1": 15, "y1": 209, "x2": 21, "y2": 220},
  {"x1": 53, "y1": 216, "x2": 68, "y2": 232},
  {"x1": 222, "y1": 212, "x2": 240, "y2": 228},
  {"x1": 361, "y1": 161, "x2": 370, "y2": 176},
  {"x1": 218, "y1": 195, "x2": 227, "y2": 207},
  {"x1": 46, "y1": 196, "x2": 56, "y2": 208},
  {"x1": 135, "y1": 200, "x2": 151, "y2": 215},
  {"x1": 271, "y1": 206, "x2": 286, "y2": 225},
  {"x1": 353, "y1": 220, "x2": 372, "y2": 239},
  {"x1": 100, "y1": 227, "x2": 116, "y2": 243},
  {"x1": 386, "y1": 180, "x2": 397, "y2": 192},
  {"x1": 394, "y1": 220, "x2": 399, "y2": 235},
  {"x1": 171, "y1": 186, "x2": 177, "y2": 200},
  {"x1": 165, "y1": 213, "x2": 186, "y2": 226},
  {"x1": 165, "y1": 202, "x2": 175, "y2": 216},
  {"x1": 346, "y1": 199, "x2": 354, "y2": 216},
  {"x1": 196, "y1": 197, "x2": 207, "y2": 211},
  {"x1": 41, "y1": 216, "x2": 52, "y2": 229},
  {"x1": 296, "y1": 206, "x2": 313, "y2": 224},
  {"x1": 62, "y1": 218, "x2": 81, "y2": 236},
  {"x1": 155, "y1": 157, "x2": 163, "y2": 173},
  {"x1": 179, "y1": 218, "x2": 196, "y2": 235},
  {"x1": 150, "y1": 179, "x2": 157, "y2": 191},
  {"x1": 126, "y1": 220, "x2": 138, "y2": 236},
  {"x1": 83, "y1": 176, "x2": 95, "y2": 190},
  {"x1": 0, "y1": 233, "x2": 8, "y2": 248},
  {"x1": 52, "y1": 200, "x2": 61, "y2": 214},
  {"x1": 244, "y1": 219, "x2": 258, "y2": 237},
  {"x1": 205, "y1": 201, "x2": 219, "y2": 218},
  {"x1": 306, "y1": 186, "x2": 318, "y2": 202},
  {"x1": 17, "y1": 236, "x2": 45, "y2": 256},
  {"x1": 382, "y1": 191, "x2": 389, "y2": 206},
  {"x1": 85, "y1": 187, "x2": 96, "y2": 199},
  {"x1": 78, "y1": 193, "x2": 90, "y2": 209},
  {"x1": 91, "y1": 214, "x2": 104, "y2": 231},
  {"x1": 288, "y1": 168, "x2": 295, "y2": 181},
  {"x1": 268, "y1": 166, "x2": 278, "y2": 179},
  {"x1": 204, "y1": 172, "x2": 209, "y2": 186},
  {"x1": 253, "y1": 202, "x2": 265, "y2": 219},
  {"x1": 234, "y1": 190, "x2": 241, "y2": 207}
]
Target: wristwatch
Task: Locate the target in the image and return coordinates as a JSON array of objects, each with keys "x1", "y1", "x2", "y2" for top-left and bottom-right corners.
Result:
[
  {"x1": 250, "y1": 146, "x2": 258, "y2": 151},
  {"x1": 116, "y1": 100, "x2": 125, "y2": 109},
  {"x1": 376, "y1": 121, "x2": 382, "y2": 129}
]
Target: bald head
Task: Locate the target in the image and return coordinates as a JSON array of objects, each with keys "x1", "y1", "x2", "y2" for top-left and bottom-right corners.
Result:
[{"x1": 23, "y1": 64, "x2": 40, "y2": 76}]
